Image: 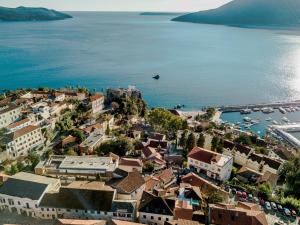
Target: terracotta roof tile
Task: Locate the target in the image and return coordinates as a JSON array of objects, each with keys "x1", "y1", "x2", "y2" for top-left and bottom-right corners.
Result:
[{"x1": 188, "y1": 147, "x2": 221, "y2": 164}]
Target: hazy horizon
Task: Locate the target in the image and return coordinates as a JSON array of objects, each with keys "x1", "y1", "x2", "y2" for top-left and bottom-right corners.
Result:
[{"x1": 0, "y1": 0, "x2": 231, "y2": 12}]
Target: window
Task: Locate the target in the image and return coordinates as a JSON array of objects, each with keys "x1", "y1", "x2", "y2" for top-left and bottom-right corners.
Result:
[
  {"x1": 158, "y1": 217, "x2": 161, "y2": 221},
  {"x1": 151, "y1": 216, "x2": 154, "y2": 219},
  {"x1": 218, "y1": 213, "x2": 222, "y2": 219},
  {"x1": 231, "y1": 215, "x2": 235, "y2": 221},
  {"x1": 143, "y1": 215, "x2": 146, "y2": 219},
  {"x1": 166, "y1": 218, "x2": 169, "y2": 221}
]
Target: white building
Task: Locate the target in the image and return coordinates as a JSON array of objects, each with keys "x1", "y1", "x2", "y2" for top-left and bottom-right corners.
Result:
[
  {"x1": 0, "y1": 172, "x2": 60, "y2": 218},
  {"x1": 35, "y1": 155, "x2": 118, "y2": 179},
  {"x1": 139, "y1": 191, "x2": 174, "y2": 225},
  {"x1": 188, "y1": 147, "x2": 233, "y2": 181},
  {"x1": 79, "y1": 129, "x2": 106, "y2": 153},
  {"x1": 5, "y1": 125, "x2": 44, "y2": 158},
  {"x1": 118, "y1": 158, "x2": 143, "y2": 173},
  {"x1": 6, "y1": 118, "x2": 32, "y2": 133},
  {"x1": 89, "y1": 93, "x2": 105, "y2": 115},
  {"x1": 0, "y1": 104, "x2": 23, "y2": 128}
]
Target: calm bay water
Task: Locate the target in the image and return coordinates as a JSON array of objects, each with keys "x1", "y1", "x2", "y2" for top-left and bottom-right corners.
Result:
[{"x1": 1, "y1": 12, "x2": 300, "y2": 110}]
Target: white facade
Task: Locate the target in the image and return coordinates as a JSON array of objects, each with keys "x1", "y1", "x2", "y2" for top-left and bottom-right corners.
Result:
[
  {"x1": 139, "y1": 212, "x2": 173, "y2": 225},
  {"x1": 0, "y1": 105, "x2": 22, "y2": 128},
  {"x1": 188, "y1": 148, "x2": 233, "y2": 181},
  {"x1": 6, "y1": 125, "x2": 44, "y2": 158}
]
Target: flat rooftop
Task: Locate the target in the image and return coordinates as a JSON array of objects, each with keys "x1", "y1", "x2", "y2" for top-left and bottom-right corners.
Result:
[
  {"x1": 59, "y1": 156, "x2": 116, "y2": 172},
  {"x1": 12, "y1": 172, "x2": 58, "y2": 185},
  {"x1": 80, "y1": 129, "x2": 104, "y2": 148}
]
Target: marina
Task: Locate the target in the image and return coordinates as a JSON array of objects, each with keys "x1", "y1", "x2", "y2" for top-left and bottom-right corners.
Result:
[
  {"x1": 220, "y1": 108, "x2": 300, "y2": 137},
  {"x1": 219, "y1": 100, "x2": 300, "y2": 113}
]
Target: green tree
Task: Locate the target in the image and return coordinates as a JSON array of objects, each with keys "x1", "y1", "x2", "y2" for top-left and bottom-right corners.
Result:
[
  {"x1": 281, "y1": 157, "x2": 300, "y2": 198},
  {"x1": 197, "y1": 133, "x2": 205, "y2": 148},
  {"x1": 6, "y1": 165, "x2": 19, "y2": 175},
  {"x1": 65, "y1": 148, "x2": 78, "y2": 156},
  {"x1": 143, "y1": 162, "x2": 155, "y2": 173},
  {"x1": 27, "y1": 151, "x2": 41, "y2": 170},
  {"x1": 70, "y1": 129, "x2": 85, "y2": 142},
  {"x1": 105, "y1": 124, "x2": 111, "y2": 136},
  {"x1": 186, "y1": 133, "x2": 196, "y2": 151},
  {"x1": 179, "y1": 130, "x2": 188, "y2": 148},
  {"x1": 148, "y1": 108, "x2": 187, "y2": 139},
  {"x1": 96, "y1": 137, "x2": 133, "y2": 156},
  {"x1": 258, "y1": 183, "x2": 272, "y2": 200},
  {"x1": 234, "y1": 134, "x2": 252, "y2": 146},
  {"x1": 211, "y1": 136, "x2": 220, "y2": 151},
  {"x1": 208, "y1": 192, "x2": 223, "y2": 203},
  {"x1": 16, "y1": 161, "x2": 24, "y2": 171}
]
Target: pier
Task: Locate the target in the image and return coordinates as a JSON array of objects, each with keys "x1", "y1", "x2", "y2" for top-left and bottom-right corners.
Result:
[
  {"x1": 271, "y1": 123, "x2": 300, "y2": 149},
  {"x1": 219, "y1": 100, "x2": 300, "y2": 113}
]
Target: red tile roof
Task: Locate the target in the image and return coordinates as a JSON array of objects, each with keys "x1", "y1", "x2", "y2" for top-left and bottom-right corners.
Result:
[
  {"x1": 89, "y1": 93, "x2": 104, "y2": 102},
  {"x1": 188, "y1": 147, "x2": 221, "y2": 164},
  {"x1": 7, "y1": 125, "x2": 40, "y2": 141},
  {"x1": 119, "y1": 158, "x2": 143, "y2": 167},
  {"x1": 7, "y1": 118, "x2": 30, "y2": 129}
]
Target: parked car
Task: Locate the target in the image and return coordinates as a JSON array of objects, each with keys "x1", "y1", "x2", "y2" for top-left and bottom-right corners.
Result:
[
  {"x1": 271, "y1": 202, "x2": 277, "y2": 210},
  {"x1": 231, "y1": 188, "x2": 237, "y2": 195},
  {"x1": 265, "y1": 201, "x2": 272, "y2": 210},
  {"x1": 225, "y1": 186, "x2": 230, "y2": 192},
  {"x1": 242, "y1": 192, "x2": 247, "y2": 199},
  {"x1": 291, "y1": 210, "x2": 297, "y2": 217},
  {"x1": 237, "y1": 191, "x2": 242, "y2": 198},
  {"x1": 253, "y1": 197, "x2": 259, "y2": 203},
  {"x1": 284, "y1": 208, "x2": 291, "y2": 216},
  {"x1": 248, "y1": 194, "x2": 253, "y2": 201},
  {"x1": 277, "y1": 204, "x2": 283, "y2": 212}
]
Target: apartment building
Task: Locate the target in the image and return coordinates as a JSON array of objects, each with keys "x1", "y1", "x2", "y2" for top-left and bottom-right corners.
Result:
[
  {"x1": 188, "y1": 147, "x2": 233, "y2": 181},
  {"x1": 0, "y1": 172, "x2": 60, "y2": 218},
  {"x1": 5, "y1": 125, "x2": 44, "y2": 158},
  {"x1": 0, "y1": 104, "x2": 23, "y2": 128},
  {"x1": 89, "y1": 93, "x2": 105, "y2": 115}
]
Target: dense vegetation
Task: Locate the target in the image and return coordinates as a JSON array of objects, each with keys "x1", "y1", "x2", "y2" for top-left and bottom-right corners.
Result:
[
  {"x1": 0, "y1": 6, "x2": 72, "y2": 21},
  {"x1": 147, "y1": 108, "x2": 188, "y2": 139}
]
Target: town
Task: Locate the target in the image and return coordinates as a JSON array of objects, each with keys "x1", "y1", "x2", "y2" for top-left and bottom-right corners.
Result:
[{"x1": 0, "y1": 86, "x2": 299, "y2": 225}]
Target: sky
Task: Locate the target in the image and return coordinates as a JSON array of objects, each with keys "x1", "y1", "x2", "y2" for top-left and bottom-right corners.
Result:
[{"x1": 0, "y1": 0, "x2": 231, "y2": 12}]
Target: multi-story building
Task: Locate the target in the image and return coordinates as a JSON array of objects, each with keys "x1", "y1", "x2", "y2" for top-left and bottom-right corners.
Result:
[
  {"x1": 139, "y1": 191, "x2": 175, "y2": 225},
  {"x1": 0, "y1": 104, "x2": 23, "y2": 128},
  {"x1": 89, "y1": 93, "x2": 105, "y2": 115},
  {"x1": 79, "y1": 129, "x2": 106, "y2": 154},
  {"x1": 35, "y1": 155, "x2": 118, "y2": 180},
  {"x1": 188, "y1": 147, "x2": 233, "y2": 181},
  {"x1": 209, "y1": 202, "x2": 268, "y2": 225},
  {"x1": 0, "y1": 172, "x2": 60, "y2": 218},
  {"x1": 5, "y1": 125, "x2": 44, "y2": 158},
  {"x1": 6, "y1": 118, "x2": 32, "y2": 133}
]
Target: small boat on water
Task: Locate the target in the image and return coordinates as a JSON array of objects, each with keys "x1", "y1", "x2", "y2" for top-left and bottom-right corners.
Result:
[
  {"x1": 243, "y1": 117, "x2": 251, "y2": 122},
  {"x1": 285, "y1": 107, "x2": 291, "y2": 112},
  {"x1": 252, "y1": 108, "x2": 260, "y2": 112},
  {"x1": 295, "y1": 107, "x2": 300, "y2": 111},
  {"x1": 279, "y1": 107, "x2": 286, "y2": 114},
  {"x1": 272, "y1": 120, "x2": 279, "y2": 125},
  {"x1": 282, "y1": 117, "x2": 290, "y2": 123},
  {"x1": 266, "y1": 117, "x2": 272, "y2": 121},
  {"x1": 240, "y1": 109, "x2": 251, "y2": 114},
  {"x1": 262, "y1": 107, "x2": 274, "y2": 114},
  {"x1": 152, "y1": 74, "x2": 160, "y2": 80}
]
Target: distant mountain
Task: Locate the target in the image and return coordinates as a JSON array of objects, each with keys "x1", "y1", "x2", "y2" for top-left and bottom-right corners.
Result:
[
  {"x1": 172, "y1": 0, "x2": 300, "y2": 28},
  {"x1": 140, "y1": 12, "x2": 184, "y2": 16},
  {"x1": 0, "y1": 6, "x2": 72, "y2": 21}
]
